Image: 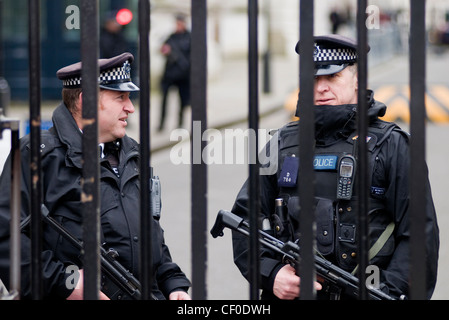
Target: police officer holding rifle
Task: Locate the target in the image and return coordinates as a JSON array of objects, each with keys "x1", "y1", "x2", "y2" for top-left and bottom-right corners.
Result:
[
  {"x1": 230, "y1": 35, "x2": 439, "y2": 300},
  {"x1": 0, "y1": 53, "x2": 191, "y2": 300}
]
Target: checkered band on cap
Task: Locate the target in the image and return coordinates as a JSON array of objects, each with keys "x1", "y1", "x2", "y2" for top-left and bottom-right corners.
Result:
[
  {"x1": 313, "y1": 44, "x2": 357, "y2": 64},
  {"x1": 62, "y1": 77, "x2": 82, "y2": 88},
  {"x1": 62, "y1": 60, "x2": 132, "y2": 88}
]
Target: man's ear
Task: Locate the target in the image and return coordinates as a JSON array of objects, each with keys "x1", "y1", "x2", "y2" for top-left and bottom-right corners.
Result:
[
  {"x1": 75, "y1": 91, "x2": 83, "y2": 113},
  {"x1": 71, "y1": 91, "x2": 84, "y2": 130},
  {"x1": 78, "y1": 91, "x2": 83, "y2": 107}
]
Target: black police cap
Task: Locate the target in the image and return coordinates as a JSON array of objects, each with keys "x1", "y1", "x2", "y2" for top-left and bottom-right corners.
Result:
[{"x1": 56, "y1": 52, "x2": 140, "y2": 92}]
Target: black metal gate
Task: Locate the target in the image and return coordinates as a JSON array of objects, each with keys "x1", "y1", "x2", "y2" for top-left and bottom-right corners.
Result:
[{"x1": 1, "y1": 0, "x2": 430, "y2": 300}]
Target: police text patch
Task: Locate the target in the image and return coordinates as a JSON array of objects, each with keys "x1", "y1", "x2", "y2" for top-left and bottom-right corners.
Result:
[{"x1": 313, "y1": 155, "x2": 338, "y2": 170}]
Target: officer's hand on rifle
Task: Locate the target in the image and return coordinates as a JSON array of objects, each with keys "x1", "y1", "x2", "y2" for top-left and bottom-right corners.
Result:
[
  {"x1": 169, "y1": 290, "x2": 191, "y2": 300},
  {"x1": 273, "y1": 264, "x2": 322, "y2": 300},
  {"x1": 66, "y1": 269, "x2": 110, "y2": 300}
]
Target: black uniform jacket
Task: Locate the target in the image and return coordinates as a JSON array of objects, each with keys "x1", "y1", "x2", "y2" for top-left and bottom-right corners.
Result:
[
  {"x1": 0, "y1": 103, "x2": 190, "y2": 299},
  {"x1": 162, "y1": 30, "x2": 191, "y2": 83},
  {"x1": 231, "y1": 94, "x2": 439, "y2": 299}
]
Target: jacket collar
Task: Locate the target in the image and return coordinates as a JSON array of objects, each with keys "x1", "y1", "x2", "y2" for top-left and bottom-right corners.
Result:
[
  {"x1": 52, "y1": 103, "x2": 84, "y2": 168},
  {"x1": 314, "y1": 103, "x2": 356, "y2": 146},
  {"x1": 295, "y1": 89, "x2": 386, "y2": 118},
  {"x1": 52, "y1": 102, "x2": 139, "y2": 168},
  {"x1": 296, "y1": 89, "x2": 388, "y2": 146}
]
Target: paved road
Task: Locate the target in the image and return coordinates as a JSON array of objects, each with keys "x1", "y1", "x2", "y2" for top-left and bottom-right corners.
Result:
[
  {"x1": 150, "y1": 108, "x2": 291, "y2": 300},
  {"x1": 426, "y1": 123, "x2": 449, "y2": 300}
]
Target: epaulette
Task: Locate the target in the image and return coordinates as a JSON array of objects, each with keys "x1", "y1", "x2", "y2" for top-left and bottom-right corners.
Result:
[{"x1": 25, "y1": 128, "x2": 61, "y2": 158}]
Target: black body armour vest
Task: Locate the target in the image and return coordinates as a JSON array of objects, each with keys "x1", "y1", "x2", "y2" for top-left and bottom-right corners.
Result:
[{"x1": 275, "y1": 119, "x2": 399, "y2": 272}]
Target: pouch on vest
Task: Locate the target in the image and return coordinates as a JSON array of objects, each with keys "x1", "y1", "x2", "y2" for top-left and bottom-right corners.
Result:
[
  {"x1": 271, "y1": 198, "x2": 296, "y2": 241},
  {"x1": 286, "y1": 195, "x2": 300, "y2": 232},
  {"x1": 150, "y1": 175, "x2": 162, "y2": 220},
  {"x1": 315, "y1": 197, "x2": 335, "y2": 256}
]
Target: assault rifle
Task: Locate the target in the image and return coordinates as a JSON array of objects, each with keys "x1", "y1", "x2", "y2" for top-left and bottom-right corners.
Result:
[
  {"x1": 210, "y1": 209, "x2": 395, "y2": 300},
  {"x1": 21, "y1": 205, "x2": 156, "y2": 300}
]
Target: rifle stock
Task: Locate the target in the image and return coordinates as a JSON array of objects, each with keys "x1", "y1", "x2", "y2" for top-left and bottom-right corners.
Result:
[
  {"x1": 40, "y1": 205, "x2": 146, "y2": 300},
  {"x1": 20, "y1": 205, "x2": 155, "y2": 300},
  {"x1": 211, "y1": 209, "x2": 395, "y2": 300}
]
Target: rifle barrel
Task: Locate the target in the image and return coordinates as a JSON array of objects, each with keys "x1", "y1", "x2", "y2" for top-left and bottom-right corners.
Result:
[{"x1": 212, "y1": 210, "x2": 395, "y2": 300}]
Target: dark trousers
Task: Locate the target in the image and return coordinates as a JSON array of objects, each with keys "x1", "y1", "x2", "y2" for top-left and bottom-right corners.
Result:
[{"x1": 159, "y1": 77, "x2": 190, "y2": 130}]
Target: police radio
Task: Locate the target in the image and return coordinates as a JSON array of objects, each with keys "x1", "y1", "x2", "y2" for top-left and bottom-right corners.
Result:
[{"x1": 336, "y1": 155, "x2": 356, "y2": 200}]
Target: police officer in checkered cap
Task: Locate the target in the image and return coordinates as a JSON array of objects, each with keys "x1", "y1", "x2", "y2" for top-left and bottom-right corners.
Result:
[
  {"x1": 0, "y1": 52, "x2": 192, "y2": 299},
  {"x1": 230, "y1": 35, "x2": 439, "y2": 300}
]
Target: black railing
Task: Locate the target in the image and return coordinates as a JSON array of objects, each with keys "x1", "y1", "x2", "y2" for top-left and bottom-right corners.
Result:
[
  {"x1": 28, "y1": 0, "x2": 43, "y2": 300},
  {"x1": 190, "y1": 0, "x2": 208, "y2": 300},
  {"x1": 1, "y1": 0, "x2": 430, "y2": 301},
  {"x1": 409, "y1": 0, "x2": 427, "y2": 300},
  {"x1": 355, "y1": 0, "x2": 369, "y2": 300},
  {"x1": 247, "y1": 0, "x2": 261, "y2": 300},
  {"x1": 138, "y1": 0, "x2": 152, "y2": 301},
  {"x1": 80, "y1": 0, "x2": 100, "y2": 300},
  {"x1": 297, "y1": 0, "x2": 316, "y2": 300},
  {"x1": 0, "y1": 110, "x2": 20, "y2": 300}
]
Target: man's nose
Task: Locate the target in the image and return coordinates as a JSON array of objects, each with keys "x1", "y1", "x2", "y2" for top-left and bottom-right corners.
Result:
[
  {"x1": 315, "y1": 77, "x2": 329, "y2": 92},
  {"x1": 124, "y1": 98, "x2": 135, "y2": 113}
]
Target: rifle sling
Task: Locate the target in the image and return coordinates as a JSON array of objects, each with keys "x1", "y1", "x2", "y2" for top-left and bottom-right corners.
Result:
[{"x1": 351, "y1": 221, "x2": 395, "y2": 275}]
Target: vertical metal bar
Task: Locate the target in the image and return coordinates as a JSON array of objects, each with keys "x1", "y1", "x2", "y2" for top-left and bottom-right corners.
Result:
[
  {"x1": 9, "y1": 121, "x2": 21, "y2": 299},
  {"x1": 80, "y1": 0, "x2": 100, "y2": 300},
  {"x1": 28, "y1": 0, "x2": 43, "y2": 300},
  {"x1": 190, "y1": 0, "x2": 208, "y2": 300},
  {"x1": 262, "y1": 2, "x2": 271, "y2": 94},
  {"x1": 298, "y1": 0, "x2": 315, "y2": 300},
  {"x1": 0, "y1": 0, "x2": 3, "y2": 78},
  {"x1": 356, "y1": 0, "x2": 369, "y2": 300},
  {"x1": 138, "y1": 0, "x2": 152, "y2": 300},
  {"x1": 248, "y1": 0, "x2": 260, "y2": 300},
  {"x1": 409, "y1": 0, "x2": 427, "y2": 300}
]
